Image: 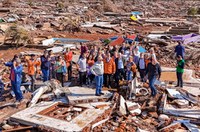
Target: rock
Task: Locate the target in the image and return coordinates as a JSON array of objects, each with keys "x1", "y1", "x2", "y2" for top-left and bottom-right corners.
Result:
[
  {"x1": 137, "y1": 127, "x2": 149, "y2": 132},
  {"x1": 158, "y1": 114, "x2": 170, "y2": 122},
  {"x1": 141, "y1": 111, "x2": 148, "y2": 119},
  {"x1": 2, "y1": 124, "x2": 14, "y2": 130}
]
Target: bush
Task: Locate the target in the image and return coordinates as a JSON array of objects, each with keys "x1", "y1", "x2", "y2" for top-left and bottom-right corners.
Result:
[
  {"x1": 4, "y1": 24, "x2": 33, "y2": 47},
  {"x1": 188, "y1": 7, "x2": 198, "y2": 16}
]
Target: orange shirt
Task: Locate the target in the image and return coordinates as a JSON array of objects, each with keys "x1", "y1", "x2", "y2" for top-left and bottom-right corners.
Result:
[
  {"x1": 27, "y1": 59, "x2": 40, "y2": 75},
  {"x1": 103, "y1": 58, "x2": 116, "y2": 74},
  {"x1": 87, "y1": 59, "x2": 95, "y2": 67},
  {"x1": 131, "y1": 64, "x2": 137, "y2": 73},
  {"x1": 145, "y1": 59, "x2": 151, "y2": 67}
]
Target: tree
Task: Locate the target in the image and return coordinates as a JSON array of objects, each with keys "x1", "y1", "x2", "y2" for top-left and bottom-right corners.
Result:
[{"x1": 4, "y1": 24, "x2": 33, "y2": 47}]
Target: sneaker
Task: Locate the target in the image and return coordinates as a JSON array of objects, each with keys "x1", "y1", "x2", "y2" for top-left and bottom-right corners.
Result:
[
  {"x1": 175, "y1": 85, "x2": 179, "y2": 87},
  {"x1": 14, "y1": 101, "x2": 20, "y2": 105}
]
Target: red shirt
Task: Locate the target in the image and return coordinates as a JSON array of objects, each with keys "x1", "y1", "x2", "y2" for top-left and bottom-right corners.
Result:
[{"x1": 64, "y1": 51, "x2": 73, "y2": 62}]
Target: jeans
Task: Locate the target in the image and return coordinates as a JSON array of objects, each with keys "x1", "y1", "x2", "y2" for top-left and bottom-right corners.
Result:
[
  {"x1": 126, "y1": 71, "x2": 133, "y2": 81},
  {"x1": 29, "y1": 75, "x2": 36, "y2": 91},
  {"x1": 95, "y1": 75, "x2": 103, "y2": 95},
  {"x1": 11, "y1": 81, "x2": 23, "y2": 101},
  {"x1": 104, "y1": 74, "x2": 112, "y2": 87},
  {"x1": 56, "y1": 73, "x2": 64, "y2": 87},
  {"x1": 176, "y1": 72, "x2": 183, "y2": 87},
  {"x1": 139, "y1": 69, "x2": 146, "y2": 82},
  {"x1": 42, "y1": 69, "x2": 49, "y2": 82},
  {"x1": 79, "y1": 71, "x2": 86, "y2": 86},
  {"x1": 149, "y1": 76, "x2": 157, "y2": 96}
]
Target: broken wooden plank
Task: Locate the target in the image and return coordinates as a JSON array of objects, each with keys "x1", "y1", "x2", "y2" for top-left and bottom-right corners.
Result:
[
  {"x1": 91, "y1": 118, "x2": 109, "y2": 130},
  {"x1": 159, "y1": 122, "x2": 182, "y2": 132},
  {"x1": 3, "y1": 126, "x2": 33, "y2": 132}
]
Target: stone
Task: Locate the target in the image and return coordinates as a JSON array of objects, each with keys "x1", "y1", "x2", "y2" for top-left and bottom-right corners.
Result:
[{"x1": 158, "y1": 114, "x2": 170, "y2": 122}]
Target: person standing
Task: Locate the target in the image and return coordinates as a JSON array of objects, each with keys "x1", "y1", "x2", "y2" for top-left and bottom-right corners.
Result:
[
  {"x1": 5, "y1": 58, "x2": 23, "y2": 102},
  {"x1": 115, "y1": 53, "x2": 126, "y2": 88},
  {"x1": 145, "y1": 57, "x2": 161, "y2": 97},
  {"x1": 48, "y1": 50, "x2": 56, "y2": 79},
  {"x1": 175, "y1": 55, "x2": 185, "y2": 88},
  {"x1": 103, "y1": 53, "x2": 116, "y2": 88},
  {"x1": 87, "y1": 55, "x2": 95, "y2": 85},
  {"x1": 133, "y1": 52, "x2": 139, "y2": 65},
  {"x1": 91, "y1": 56, "x2": 104, "y2": 96},
  {"x1": 77, "y1": 53, "x2": 87, "y2": 86},
  {"x1": 149, "y1": 48, "x2": 156, "y2": 60},
  {"x1": 138, "y1": 53, "x2": 146, "y2": 82},
  {"x1": 133, "y1": 46, "x2": 140, "y2": 57},
  {"x1": 26, "y1": 54, "x2": 40, "y2": 91},
  {"x1": 41, "y1": 51, "x2": 50, "y2": 82},
  {"x1": 64, "y1": 48, "x2": 73, "y2": 81},
  {"x1": 175, "y1": 41, "x2": 185, "y2": 59},
  {"x1": 55, "y1": 56, "x2": 67, "y2": 87},
  {"x1": 119, "y1": 43, "x2": 126, "y2": 53},
  {"x1": 80, "y1": 43, "x2": 88, "y2": 58},
  {"x1": 144, "y1": 53, "x2": 151, "y2": 68},
  {"x1": 126, "y1": 56, "x2": 137, "y2": 81}
]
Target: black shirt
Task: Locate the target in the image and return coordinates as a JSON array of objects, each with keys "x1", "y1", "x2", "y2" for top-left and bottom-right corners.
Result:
[{"x1": 146, "y1": 63, "x2": 161, "y2": 79}]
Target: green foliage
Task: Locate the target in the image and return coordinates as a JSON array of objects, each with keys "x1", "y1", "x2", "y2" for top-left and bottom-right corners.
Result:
[
  {"x1": 4, "y1": 24, "x2": 33, "y2": 47},
  {"x1": 56, "y1": 2, "x2": 64, "y2": 9},
  {"x1": 187, "y1": 7, "x2": 198, "y2": 16},
  {"x1": 28, "y1": 0, "x2": 33, "y2": 6}
]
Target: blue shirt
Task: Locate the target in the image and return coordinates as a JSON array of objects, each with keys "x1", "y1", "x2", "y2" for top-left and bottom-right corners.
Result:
[
  {"x1": 175, "y1": 44, "x2": 185, "y2": 58},
  {"x1": 5, "y1": 62, "x2": 23, "y2": 83},
  {"x1": 133, "y1": 56, "x2": 139, "y2": 65},
  {"x1": 118, "y1": 58, "x2": 124, "y2": 69},
  {"x1": 139, "y1": 58, "x2": 145, "y2": 70}
]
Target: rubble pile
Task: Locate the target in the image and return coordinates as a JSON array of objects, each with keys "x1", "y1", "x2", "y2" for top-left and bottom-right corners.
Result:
[{"x1": 0, "y1": 0, "x2": 200, "y2": 131}]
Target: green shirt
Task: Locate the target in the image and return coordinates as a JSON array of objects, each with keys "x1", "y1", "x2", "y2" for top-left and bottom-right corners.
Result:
[
  {"x1": 55, "y1": 61, "x2": 63, "y2": 73},
  {"x1": 176, "y1": 60, "x2": 185, "y2": 73}
]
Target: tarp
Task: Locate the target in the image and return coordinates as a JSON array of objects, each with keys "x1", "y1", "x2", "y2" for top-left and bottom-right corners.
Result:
[
  {"x1": 108, "y1": 35, "x2": 137, "y2": 45},
  {"x1": 171, "y1": 33, "x2": 198, "y2": 41},
  {"x1": 130, "y1": 15, "x2": 138, "y2": 21},
  {"x1": 139, "y1": 46, "x2": 146, "y2": 53},
  {"x1": 171, "y1": 33, "x2": 200, "y2": 44},
  {"x1": 42, "y1": 38, "x2": 89, "y2": 46},
  {"x1": 109, "y1": 36, "x2": 125, "y2": 46},
  {"x1": 131, "y1": 11, "x2": 142, "y2": 16}
]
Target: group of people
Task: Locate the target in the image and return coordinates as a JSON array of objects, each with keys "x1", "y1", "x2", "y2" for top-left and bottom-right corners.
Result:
[
  {"x1": 77, "y1": 43, "x2": 162, "y2": 96},
  {"x1": 2, "y1": 49, "x2": 73, "y2": 102},
  {"x1": 1, "y1": 40, "x2": 186, "y2": 103}
]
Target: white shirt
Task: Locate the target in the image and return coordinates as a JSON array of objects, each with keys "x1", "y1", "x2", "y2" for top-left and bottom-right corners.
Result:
[
  {"x1": 90, "y1": 61, "x2": 104, "y2": 76},
  {"x1": 77, "y1": 58, "x2": 87, "y2": 72}
]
